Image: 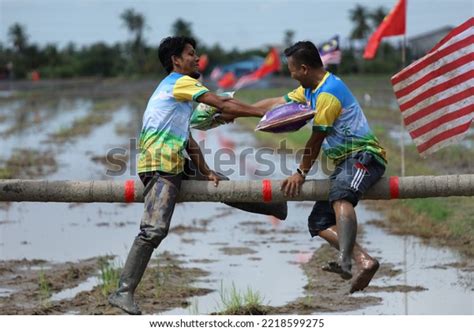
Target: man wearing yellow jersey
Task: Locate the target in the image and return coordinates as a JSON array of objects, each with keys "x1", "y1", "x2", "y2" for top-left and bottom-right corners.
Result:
[
  {"x1": 254, "y1": 41, "x2": 386, "y2": 293},
  {"x1": 109, "y1": 36, "x2": 285, "y2": 314}
]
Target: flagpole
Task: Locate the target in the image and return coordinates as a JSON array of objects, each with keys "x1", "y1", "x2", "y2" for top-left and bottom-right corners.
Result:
[
  {"x1": 402, "y1": 31, "x2": 408, "y2": 316},
  {"x1": 400, "y1": 35, "x2": 406, "y2": 177}
]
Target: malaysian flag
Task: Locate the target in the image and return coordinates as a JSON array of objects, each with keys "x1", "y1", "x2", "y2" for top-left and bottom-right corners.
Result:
[
  {"x1": 210, "y1": 66, "x2": 223, "y2": 81},
  {"x1": 391, "y1": 18, "x2": 473, "y2": 156},
  {"x1": 318, "y1": 35, "x2": 342, "y2": 67}
]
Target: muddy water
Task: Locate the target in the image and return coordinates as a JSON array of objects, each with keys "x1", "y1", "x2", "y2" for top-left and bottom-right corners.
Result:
[
  {"x1": 0, "y1": 97, "x2": 472, "y2": 314},
  {"x1": 1, "y1": 99, "x2": 92, "y2": 159},
  {"x1": 342, "y1": 209, "x2": 473, "y2": 315}
]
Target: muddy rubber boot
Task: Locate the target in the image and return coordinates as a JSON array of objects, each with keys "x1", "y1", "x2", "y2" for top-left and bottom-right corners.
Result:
[
  {"x1": 224, "y1": 201, "x2": 288, "y2": 220},
  {"x1": 108, "y1": 237, "x2": 154, "y2": 315}
]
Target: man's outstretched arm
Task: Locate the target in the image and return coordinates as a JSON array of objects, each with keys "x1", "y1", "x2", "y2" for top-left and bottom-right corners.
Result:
[
  {"x1": 196, "y1": 92, "x2": 265, "y2": 117},
  {"x1": 252, "y1": 96, "x2": 286, "y2": 111}
]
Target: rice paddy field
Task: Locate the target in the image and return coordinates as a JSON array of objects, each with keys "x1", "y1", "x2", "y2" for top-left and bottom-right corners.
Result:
[{"x1": 0, "y1": 77, "x2": 472, "y2": 315}]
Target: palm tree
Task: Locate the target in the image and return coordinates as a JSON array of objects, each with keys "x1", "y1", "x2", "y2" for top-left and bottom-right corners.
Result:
[
  {"x1": 120, "y1": 8, "x2": 145, "y2": 50},
  {"x1": 349, "y1": 4, "x2": 371, "y2": 41},
  {"x1": 8, "y1": 23, "x2": 28, "y2": 53},
  {"x1": 370, "y1": 6, "x2": 388, "y2": 29},
  {"x1": 120, "y1": 8, "x2": 146, "y2": 72},
  {"x1": 283, "y1": 30, "x2": 295, "y2": 48},
  {"x1": 171, "y1": 18, "x2": 194, "y2": 38}
]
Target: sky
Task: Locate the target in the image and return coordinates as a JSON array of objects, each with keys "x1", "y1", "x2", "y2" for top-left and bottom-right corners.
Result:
[{"x1": 0, "y1": 0, "x2": 472, "y2": 50}]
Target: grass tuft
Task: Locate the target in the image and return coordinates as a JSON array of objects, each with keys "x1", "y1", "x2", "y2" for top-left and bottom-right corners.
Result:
[
  {"x1": 98, "y1": 257, "x2": 121, "y2": 297},
  {"x1": 38, "y1": 270, "x2": 52, "y2": 307},
  {"x1": 216, "y1": 282, "x2": 267, "y2": 315}
]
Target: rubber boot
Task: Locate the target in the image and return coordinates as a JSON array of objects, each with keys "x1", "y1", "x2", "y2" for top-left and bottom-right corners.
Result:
[
  {"x1": 108, "y1": 237, "x2": 154, "y2": 315},
  {"x1": 224, "y1": 201, "x2": 288, "y2": 220}
]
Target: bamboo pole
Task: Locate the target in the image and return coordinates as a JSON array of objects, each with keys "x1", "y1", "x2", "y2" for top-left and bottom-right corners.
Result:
[{"x1": 0, "y1": 175, "x2": 473, "y2": 203}]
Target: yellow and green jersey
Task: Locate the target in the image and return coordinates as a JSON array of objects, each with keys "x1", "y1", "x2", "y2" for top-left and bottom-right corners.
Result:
[
  {"x1": 284, "y1": 72, "x2": 386, "y2": 165},
  {"x1": 138, "y1": 72, "x2": 209, "y2": 174}
]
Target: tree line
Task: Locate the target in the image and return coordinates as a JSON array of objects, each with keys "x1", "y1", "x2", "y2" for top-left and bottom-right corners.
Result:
[{"x1": 0, "y1": 5, "x2": 408, "y2": 80}]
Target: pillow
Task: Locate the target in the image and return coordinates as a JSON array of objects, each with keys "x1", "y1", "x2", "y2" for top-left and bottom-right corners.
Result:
[
  {"x1": 190, "y1": 91, "x2": 234, "y2": 131},
  {"x1": 255, "y1": 102, "x2": 315, "y2": 133}
]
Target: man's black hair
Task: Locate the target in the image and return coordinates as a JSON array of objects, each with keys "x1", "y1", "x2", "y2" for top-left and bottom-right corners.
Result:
[
  {"x1": 158, "y1": 36, "x2": 197, "y2": 73},
  {"x1": 284, "y1": 41, "x2": 323, "y2": 69}
]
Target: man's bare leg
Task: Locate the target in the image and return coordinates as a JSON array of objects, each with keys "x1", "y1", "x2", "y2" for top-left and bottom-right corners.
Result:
[
  {"x1": 318, "y1": 225, "x2": 379, "y2": 293},
  {"x1": 332, "y1": 200, "x2": 357, "y2": 279}
]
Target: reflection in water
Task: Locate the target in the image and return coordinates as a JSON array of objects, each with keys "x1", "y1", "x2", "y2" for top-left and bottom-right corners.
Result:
[{"x1": 51, "y1": 276, "x2": 99, "y2": 302}]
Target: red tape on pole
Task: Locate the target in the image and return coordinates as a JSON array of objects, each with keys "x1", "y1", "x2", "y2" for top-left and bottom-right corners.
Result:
[
  {"x1": 389, "y1": 176, "x2": 400, "y2": 199},
  {"x1": 124, "y1": 180, "x2": 135, "y2": 203},
  {"x1": 262, "y1": 179, "x2": 272, "y2": 202}
]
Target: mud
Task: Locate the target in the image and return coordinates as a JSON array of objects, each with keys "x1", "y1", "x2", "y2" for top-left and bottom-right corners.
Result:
[
  {"x1": 248, "y1": 257, "x2": 262, "y2": 261},
  {"x1": 0, "y1": 252, "x2": 212, "y2": 314},
  {"x1": 366, "y1": 200, "x2": 474, "y2": 257},
  {"x1": 245, "y1": 226, "x2": 300, "y2": 235},
  {"x1": 0, "y1": 99, "x2": 61, "y2": 138},
  {"x1": 239, "y1": 221, "x2": 267, "y2": 227},
  {"x1": 0, "y1": 257, "x2": 103, "y2": 314},
  {"x1": 189, "y1": 259, "x2": 218, "y2": 264},
  {"x1": 209, "y1": 244, "x2": 406, "y2": 315},
  {"x1": 264, "y1": 244, "x2": 426, "y2": 314},
  {"x1": 49, "y1": 112, "x2": 111, "y2": 142},
  {"x1": 171, "y1": 225, "x2": 209, "y2": 234},
  {"x1": 219, "y1": 247, "x2": 258, "y2": 256},
  {"x1": 90, "y1": 153, "x2": 129, "y2": 167},
  {"x1": 366, "y1": 285, "x2": 427, "y2": 293},
  {"x1": 0, "y1": 148, "x2": 57, "y2": 179},
  {"x1": 90, "y1": 150, "x2": 130, "y2": 176},
  {"x1": 115, "y1": 122, "x2": 140, "y2": 137}
]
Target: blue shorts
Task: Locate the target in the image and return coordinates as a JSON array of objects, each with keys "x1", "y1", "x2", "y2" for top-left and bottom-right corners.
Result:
[{"x1": 308, "y1": 151, "x2": 385, "y2": 237}]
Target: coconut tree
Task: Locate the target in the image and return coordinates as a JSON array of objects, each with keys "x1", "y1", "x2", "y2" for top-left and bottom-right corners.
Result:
[
  {"x1": 370, "y1": 6, "x2": 388, "y2": 29},
  {"x1": 8, "y1": 23, "x2": 28, "y2": 53},
  {"x1": 120, "y1": 8, "x2": 145, "y2": 50},
  {"x1": 120, "y1": 8, "x2": 146, "y2": 73},
  {"x1": 171, "y1": 18, "x2": 194, "y2": 38},
  {"x1": 283, "y1": 30, "x2": 295, "y2": 48},
  {"x1": 349, "y1": 4, "x2": 371, "y2": 41}
]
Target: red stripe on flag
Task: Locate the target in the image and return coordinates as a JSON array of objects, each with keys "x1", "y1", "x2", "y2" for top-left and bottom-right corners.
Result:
[
  {"x1": 417, "y1": 121, "x2": 473, "y2": 153},
  {"x1": 410, "y1": 105, "x2": 473, "y2": 138},
  {"x1": 399, "y1": 70, "x2": 474, "y2": 112},
  {"x1": 430, "y1": 17, "x2": 474, "y2": 53},
  {"x1": 404, "y1": 88, "x2": 474, "y2": 125},
  {"x1": 391, "y1": 36, "x2": 474, "y2": 85},
  {"x1": 124, "y1": 180, "x2": 135, "y2": 203},
  {"x1": 262, "y1": 179, "x2": 272, "y2": 202},
  {"x1": 395, "y1": 54, "x2": 473, "y2": 99},
  {"x1": 389, "y1": 176, "x2": 400, "y2": 199}
]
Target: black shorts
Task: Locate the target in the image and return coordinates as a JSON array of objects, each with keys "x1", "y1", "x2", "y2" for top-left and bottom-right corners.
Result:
[{"x1": 308, "y1": 151, "x2": 385, "y2": 237}]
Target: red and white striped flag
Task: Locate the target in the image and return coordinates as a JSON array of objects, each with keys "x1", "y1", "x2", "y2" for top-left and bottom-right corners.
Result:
[{"x1": 391, "y1": 18, "x2": 473, "y2": 156}]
